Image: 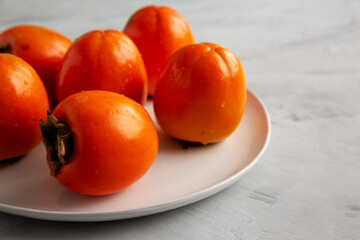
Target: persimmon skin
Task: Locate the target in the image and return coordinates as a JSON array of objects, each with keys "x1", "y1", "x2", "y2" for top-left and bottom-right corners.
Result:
[
  {"x1": 56, "y1": 30, "x2": 147, "y2": 105},
  {"x1": 0, "y1": 25, "x2": 71, "y2": 106},
  {"x1": 50, "y1": 91, "x2": 158, "y2": 196},
  {"x1": 0, "y1": 54, "x2": 49, "y2": 160},
  {"x1": 153, "y1": 43, "x2": 247, "y2": 144},
  {"x1": 124, "y1": 5, "x2": 196, "y2": 96}
]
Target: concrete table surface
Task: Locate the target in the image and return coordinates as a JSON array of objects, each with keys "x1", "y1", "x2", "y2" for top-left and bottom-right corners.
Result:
[{"x1": 0, "y1": 0, "x2": 359, "y2": 239}]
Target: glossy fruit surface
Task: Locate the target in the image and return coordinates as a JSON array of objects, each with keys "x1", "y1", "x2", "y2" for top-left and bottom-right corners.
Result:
[
  {"x1": 0, "y1": 53, "x2": 49, "y2": 160},
  {"x1": 0, "y1": 25, "x2": 71, "y2": 105},
  {"x1": 124, "y1": 5, "x2": 196, "y2": 96},
  {"x1": 40, "y1": 90, "x2": 158, "y2": 196},
  {"x1": 153, "y1": 43, "x2": 247, "y2": 144},
  {"x1": 56, "y1": 30, "x2": 147, "y2": 105}
]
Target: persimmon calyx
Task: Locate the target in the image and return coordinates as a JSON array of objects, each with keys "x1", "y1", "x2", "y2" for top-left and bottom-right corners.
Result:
[
  {"x1": 39, "y1": 111, "x2": 73, "y2": 176},
  {"x1": 0, "y1": 42, "x2": 12, "y2": 53}
]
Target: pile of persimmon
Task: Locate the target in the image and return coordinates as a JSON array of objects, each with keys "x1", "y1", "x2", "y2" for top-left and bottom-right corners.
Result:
[{"x1": 0, "y1": 5, "x2": 246, "y2": 196}]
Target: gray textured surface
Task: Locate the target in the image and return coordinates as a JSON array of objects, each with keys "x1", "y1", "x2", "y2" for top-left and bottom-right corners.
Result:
[{"x1": 0, "y1": 0, "x2": 359, "y2": 239}]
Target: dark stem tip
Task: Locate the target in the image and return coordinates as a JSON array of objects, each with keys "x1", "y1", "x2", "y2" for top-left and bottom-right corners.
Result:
[
  {"x1": 39, "y1": 112, "x2": 73, "y2": 176},
  {"x1": 0, "y1": 42, "x2": 12, "y2": 54}
]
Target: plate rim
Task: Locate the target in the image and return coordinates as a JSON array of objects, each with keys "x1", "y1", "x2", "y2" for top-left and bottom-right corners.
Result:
[{"x1": 0, "y1": 89, "x2": 271, "y2": 222}]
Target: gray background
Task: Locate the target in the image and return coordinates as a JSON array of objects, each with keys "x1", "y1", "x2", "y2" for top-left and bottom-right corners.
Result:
[{"x1": 0, "y1": 0, "x2": 359, "y2": 239}]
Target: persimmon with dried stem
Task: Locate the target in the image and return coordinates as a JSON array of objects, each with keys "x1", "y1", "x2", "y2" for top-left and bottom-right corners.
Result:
[{"x1": 40, "y1": 90, "x2": 158, "y2": 196}]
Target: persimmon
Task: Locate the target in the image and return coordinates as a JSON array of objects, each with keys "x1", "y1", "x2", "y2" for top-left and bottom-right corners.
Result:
[
  {"x1": 124, "y1": 5, "x2": 196, "y2": 96},
  {"x1": 56, "y1": 30, "x2": 147, "y2": 105},
  {"x1": 0, "y1": 53, "x2": 49, "y2": 161},
  {"x1": 153, "y1": 43, "x2": 247, "y2": 144},
  {"x1": 39, "y1": 90, "x2": 158, "y2": 196},
  {"x1": 0, "y1": 25, "x2": 71, "y2": 106}
]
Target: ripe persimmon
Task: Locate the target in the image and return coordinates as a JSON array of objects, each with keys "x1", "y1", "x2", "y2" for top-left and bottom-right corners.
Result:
[
  {"x1": 56, "y1": 30, "x2": 147, "y2": 105},
  {"x1": 40, "y1": 90, "x2": 158, "y2": 196},
  {"x1": 0, "y1": 53, "x2": 49, "y2": 160},
  {"x1": 0, "y1": 25, "x2": 71, "y2": 106},
  {"x1": 124, "y1": 5, "x2": 196, "y2": 96},
  {"x1": 153, "y1": 43, "x2": 247, "y2": 144}
]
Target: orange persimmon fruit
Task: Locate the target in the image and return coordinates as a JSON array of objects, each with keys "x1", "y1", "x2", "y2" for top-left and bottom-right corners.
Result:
[
  {"x1": 153, "y1": 43, "x2": 247, "y2": 144},
  {"x1": 0, "y1": 25, "x2": 71, "y2": 106},
  {"x1": 124, "y1": 5, "x2": 196, "y2": 96},
  {"x1": 0, "y1": 53, "x2": 49, "y2": 160},
  {"x1": 39, "y1": 90, "x2": 158, "y2": 196},
  {"x1": 56, "y1": 30, "x2": 147, "y2": 105}
]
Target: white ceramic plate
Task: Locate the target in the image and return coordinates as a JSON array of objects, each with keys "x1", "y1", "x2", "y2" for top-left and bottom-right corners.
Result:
[{"x1": 0, "y1": 89, "x2": 270, "y2": 222}]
